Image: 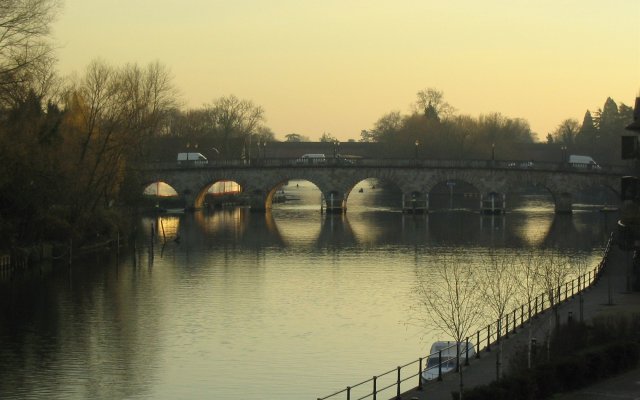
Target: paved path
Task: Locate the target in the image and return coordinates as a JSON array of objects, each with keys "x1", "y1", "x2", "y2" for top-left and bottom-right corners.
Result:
[{"x1": 398, "y1": 243, "x2": 640, "y2": 400}]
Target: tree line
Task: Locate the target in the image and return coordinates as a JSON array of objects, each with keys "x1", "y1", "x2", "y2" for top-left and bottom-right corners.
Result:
[
  {"x1": 0, "y1": 0, "x2": 634, "y2": 249},
  {"x1": 360, "y1": 88, "x2": 634, "y2": 163}
]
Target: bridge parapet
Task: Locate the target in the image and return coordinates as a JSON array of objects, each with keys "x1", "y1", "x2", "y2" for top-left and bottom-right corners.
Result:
[{"x1": 135, "y1": 158, "x2": 629, "y2": 175}]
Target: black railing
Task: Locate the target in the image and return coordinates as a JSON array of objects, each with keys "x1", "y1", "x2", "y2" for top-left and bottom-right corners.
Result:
[{"x1": 317, "y1": 233, "x2": 614, "y2": 400}]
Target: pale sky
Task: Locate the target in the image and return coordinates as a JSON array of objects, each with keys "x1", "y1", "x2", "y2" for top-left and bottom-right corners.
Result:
[{"x1": 53, "y1": 0, "x2": 639, "y2": 141}]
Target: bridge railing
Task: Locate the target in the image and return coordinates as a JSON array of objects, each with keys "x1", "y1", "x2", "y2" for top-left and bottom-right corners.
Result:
[
  {"x1": 316, "y1": 233, "x2": 613, "y2": 400},
  {"x1": 136, "y1": 158, "x2": 629, "y2": 174}
]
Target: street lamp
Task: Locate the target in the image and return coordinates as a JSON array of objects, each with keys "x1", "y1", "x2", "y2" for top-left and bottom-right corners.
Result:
[
  {"x1": 415, "y1": 139, "x2": 420, "y2": 160},
  {"x1": 263, "y1": 140, "x2": 267, "y2": 159},
  {"x1": 491, "y1": 143, "x2": 495, "y2": 161},
  {"x1": 561, "y1": 146, "x2": 567, "y2": 164}
]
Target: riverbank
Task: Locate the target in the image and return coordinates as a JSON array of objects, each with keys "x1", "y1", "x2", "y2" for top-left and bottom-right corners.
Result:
[{"x1": 399, "y1": 240, "x2": 640, "y2": 400}]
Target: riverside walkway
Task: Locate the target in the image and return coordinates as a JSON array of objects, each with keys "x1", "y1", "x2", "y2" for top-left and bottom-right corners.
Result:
[{"x1": 398, "y1": 241, "x2": 640, "y2": 400}]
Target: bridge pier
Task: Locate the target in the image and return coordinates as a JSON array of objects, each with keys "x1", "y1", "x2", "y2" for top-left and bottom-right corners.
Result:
[
  {"x1": 249, "y1": 189, "x2": 270, "y2": 212},
  {"x1": 322, "y1": 191, "x2": 346, "y2": 214},
  {"x1": 480, "y1": 192, "x2": 506, "y2": 214},
  {"x1": 554, "y1": 192, "x2": 573, "y2": 214},
  {"x1": 402, "y1": 192, "x2": 428, "y2": 214}
]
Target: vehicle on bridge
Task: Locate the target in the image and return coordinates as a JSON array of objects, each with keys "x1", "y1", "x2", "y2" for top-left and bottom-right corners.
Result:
[
  {"x1": 507, "y1": 161, "x2": 534, "y2": 168},
  {"x1": 569, "y1": 154, "x2": 601, "y2": 169},
  {"x1": 295, "y1": 154, "x2": 326, "y2": 165},
  {"x1": 177, "y1": 152, "x2": 208, "y2": 165}
]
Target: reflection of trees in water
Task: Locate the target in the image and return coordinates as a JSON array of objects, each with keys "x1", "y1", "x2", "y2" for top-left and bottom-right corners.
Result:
[{"x1": 0, "y1": 253, "x2": 161, "y2": 399}]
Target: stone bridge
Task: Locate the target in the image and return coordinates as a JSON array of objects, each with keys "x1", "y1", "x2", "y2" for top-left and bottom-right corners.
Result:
[{"x1": 136, "y1": 159, "x2": 625, "y2": 214}]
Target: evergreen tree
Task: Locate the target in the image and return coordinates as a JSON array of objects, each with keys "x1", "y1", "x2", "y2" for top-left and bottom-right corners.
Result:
[
  {"x1": 424, "y1": 101, "x2": 440, "y2": 122},
  {"x1": 576, "y1": 110, "x2": 597, "y2": 152}
]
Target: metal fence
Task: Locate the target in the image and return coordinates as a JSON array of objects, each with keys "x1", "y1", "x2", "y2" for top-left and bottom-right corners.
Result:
[{"x1": 317, "y1": 233, "x2": 614, "y2": 400}]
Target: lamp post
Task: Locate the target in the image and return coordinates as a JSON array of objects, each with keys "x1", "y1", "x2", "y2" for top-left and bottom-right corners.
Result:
[
  {"x1": 491, "y1": 143, "x2": 495, "y2": 161},
  {"x1": 561, "y1": 146, "x2": 567, "y2": 164},
  {"x1": 263, "y1": 141, "x2": 267, "y2": 159},
  {"x1": 415, "y1": 139, "x2": 420, "y2": 161}
]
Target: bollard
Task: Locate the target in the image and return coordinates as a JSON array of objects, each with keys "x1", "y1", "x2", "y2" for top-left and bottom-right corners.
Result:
[{"x1": 531, "y1": 338, "x2": 537, "y2": 359}]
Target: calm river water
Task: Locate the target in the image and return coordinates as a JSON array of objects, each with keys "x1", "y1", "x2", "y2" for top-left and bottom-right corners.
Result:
[{"x1": 0, "y1": 180, "x2": 616, "y2": 399}]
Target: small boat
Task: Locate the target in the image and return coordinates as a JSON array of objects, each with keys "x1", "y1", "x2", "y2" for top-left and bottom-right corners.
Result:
[{"x1": 421, "y1": 341, "x2": 476, "y2": 381}]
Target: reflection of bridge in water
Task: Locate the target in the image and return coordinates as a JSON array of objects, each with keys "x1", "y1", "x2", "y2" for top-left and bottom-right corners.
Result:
[
  {"x1": 148, "y1": 207, "x2": 617, "y2": 254},
  {"x1": 137, "y1": 158, "x2": 624, "y2": 214}
]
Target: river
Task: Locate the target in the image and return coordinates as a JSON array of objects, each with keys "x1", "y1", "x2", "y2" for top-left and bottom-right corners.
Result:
[{"x1": 0, "y1": 180, "x2": 616, "y2": 399}]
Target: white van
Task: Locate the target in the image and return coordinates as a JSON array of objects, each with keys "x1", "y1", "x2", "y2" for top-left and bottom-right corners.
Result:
[
  {"x1": 177, "y1": 152, "x2": 208, "y2": 165},
  {"x1": 569, "y1": 155, "x2": 600, "y2": 169},
  {"x1": 421, "y1": 341, "x2": 476, "y2": 381},
  {"x1": 295, "y1": 154, "x2": 326, "y2": 164}
]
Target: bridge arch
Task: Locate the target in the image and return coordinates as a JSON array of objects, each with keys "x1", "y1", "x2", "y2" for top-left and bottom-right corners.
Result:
[
  {"x1": 138, "y1": 162, "x2": 622, "y2": 214},
  {"x1": 343, "y1": 177, "x2": 404, "y2": 211}
]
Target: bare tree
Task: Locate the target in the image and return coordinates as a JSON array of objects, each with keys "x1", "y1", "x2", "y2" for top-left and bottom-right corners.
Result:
[
  {"x1": 570, "y1": 253, "x2": 591, "y2": 322},
  {"x1": 515, "y1": 248, "x2": 543, "y2": 368},
  {"x1": 205, "y1": 94, "x2": 264, "y2": 158},
  {"x1": 414, "y1": 88, "x2": 455, "y2": 119},
  {"x1": 284, "y1": 132, "x2": 309, "y2": 142},
  {"x1": 0, "y1": 0, "x2": 60, "y2": 108},
  {"x1": 61, "y1": 59, "x2": 178, "y2": 216},
  {"x1": 480, "y1": 249, "x2": 518, "y2": 380},
  {"x1": 535, "y1": 248, "x2": 570, "y2": 361},
  {"x1": 414, "y1": 253, "x2": 483, "y2": 400}
]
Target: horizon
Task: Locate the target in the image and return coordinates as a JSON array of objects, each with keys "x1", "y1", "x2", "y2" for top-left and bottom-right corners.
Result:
[{"x1": 53, "y1": 0, "x2": 639, "y2": 142}]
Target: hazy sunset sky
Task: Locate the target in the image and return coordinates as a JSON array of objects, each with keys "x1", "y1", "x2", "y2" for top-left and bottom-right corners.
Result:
[{"x1": 53, "y1": 0, "x2": 639, "y2": 141}]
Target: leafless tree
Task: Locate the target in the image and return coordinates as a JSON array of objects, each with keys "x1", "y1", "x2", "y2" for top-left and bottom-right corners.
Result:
[
  {"x1": 0, "y1": 0, "x2": 60, "y2": 108},
  {"x1": 414, "y1": 88, "x2": 455, "y2": 119},
  {"x1": 515, "y1": 248, "x2": 543, "y2": 368},
  {"x1": 414, "y1": 252, "x2": 483, "y2": 400},
  {"x1": 536, "y1": 248, "x2": 570, "y2": 360},
  {"x1": 61, "y1": 59, "x2": 178, "y2": 216},
  {"x1": 204, "y1": 94, "x2": 264, "y2": 158},
  {"x1": 479, "y1": 249, "x2": 518, "y2": 380},
  {"x1": 569, "y1": 253, "x2": 591, "y2": 322}
]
